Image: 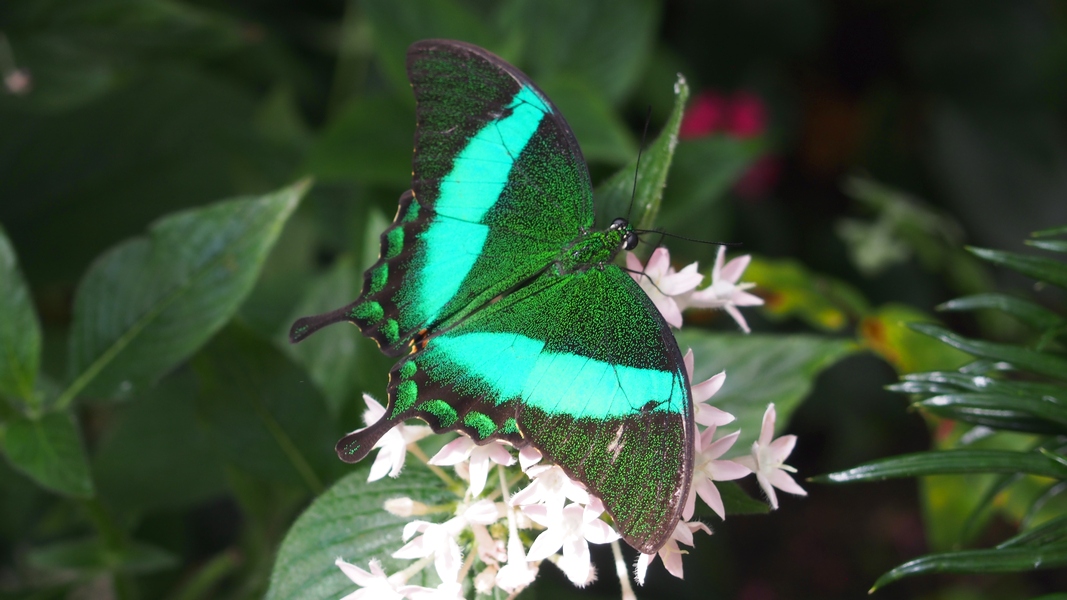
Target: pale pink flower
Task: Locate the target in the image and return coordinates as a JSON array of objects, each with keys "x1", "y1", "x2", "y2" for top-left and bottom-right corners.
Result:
[
  {"x1": 518, "y1": 446, "x2": 543, "y2": 472},
  {"x1": 403, "y1": 582, "x2": 464, "y2": 600},
  {"x1": 335, "y1": 558, "x2": 408, "y2": 600},
  {"x1": 511, "y1": 465, "x2": 589, "y2": 517},
  {"x1": 682, "y1": 246, "x2": 763, "y2": 333},
  {"x1": 634, "y1": 520, "x2": 711, "y2": 585},
  {"x1": 734, "y1": 403, "x2": 807, "y2": 510},
  {"x1": 495, "y1": 506, "x2": 539, "y2": 593},
  {"x1": 682, "y1": 349, "x2": 734, "y2": 428},
  {"x1": 429, "y1": 436, "x2": 515, "y2": 497},
  {"x1": 4, "y1": 69, "x2": 31, "y2": 95},
  {"x1": 524, "y1": 499, "x2": 620, "y2": 586},
  {"x1": 360, "y1": 394, "x2": 432, "y2": 482},
  {"x1": 626, "y1": 248, "x2": 703, "y2": 328},
  {"x1": 392, "y1": 519, "x2": 464, "y2": 583},
  {"x1": 683, "y1": 426, "x2": 750, "y2": 520}
]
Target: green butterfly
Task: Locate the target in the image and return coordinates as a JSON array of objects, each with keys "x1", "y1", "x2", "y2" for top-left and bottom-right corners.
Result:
[{"x1": 290, "y1": 39, "x2": 693, "y2": 554}]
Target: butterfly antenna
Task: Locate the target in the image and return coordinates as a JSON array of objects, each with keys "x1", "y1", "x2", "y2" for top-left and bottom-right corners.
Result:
[
  {"x1": 626, "y1": 105, "x2": 655, "y2": 220},
  {"x1": 633, "y1": 228, "x2": 742, "y2": 248}
]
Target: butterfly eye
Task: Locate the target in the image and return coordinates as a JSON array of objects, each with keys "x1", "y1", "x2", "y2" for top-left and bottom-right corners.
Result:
[
  {"x1": 609, "y1": 217, "x2": 628, "y2": 231},
  {"x1": 623, "y1": 231, "x2": 639, "y2": 250}
]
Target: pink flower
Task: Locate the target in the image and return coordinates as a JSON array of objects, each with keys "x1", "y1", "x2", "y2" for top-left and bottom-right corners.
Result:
[
  {"x1": 684, "y1": 426, "x2": 750, "y2": 520},
  {"x1": 726, "y1": 91, "x2": 767, "y2": 138},
  {"x1": 682, "y1": 247, "x2": 763, "y2": 333},
  {"x1": 682, "y1": 349, "x2": 734, "y2": 428},
  {"x1": 429, "y1": 436, "x2": 515, "y2": 497},
  {"x1": 335, "y1": 558, "x2": 410, "y2": 600},
  {"x1": 680, "y1": 92, "x2": 729, "y2": 139},
  {"x1": 626, "y1": 247, "x2": 703, "y2": 328},
  {"x1": 359, "y1": 394, "x2": 432, "y2": 482},
  {"x1": 524, "y1": 498, "x2": 620, "y2": 586},
  {"x1": 734, "y1": 403, "x2": 807, "y2": 510},
  {"x1": 634, "y1": 520, "x2": 712, "y2": 584}
]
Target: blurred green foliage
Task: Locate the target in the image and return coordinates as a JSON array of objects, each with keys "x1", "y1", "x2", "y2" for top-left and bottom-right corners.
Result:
[{"x1": 1, "y1": 0, "x2": 1066, "y2": 599}]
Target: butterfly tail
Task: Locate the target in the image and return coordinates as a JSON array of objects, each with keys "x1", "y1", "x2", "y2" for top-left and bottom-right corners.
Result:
[
  {"x1": 335, "y1": 413, "x2": 403, "y2": 464},
  {"x1": 289, "y1": 302, "x2": 362, "y2": 343}
]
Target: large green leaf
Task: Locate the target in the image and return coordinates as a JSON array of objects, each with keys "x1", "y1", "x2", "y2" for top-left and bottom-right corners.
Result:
[
  {"x1": 594, "y1": 73, "x2": 688, "y2": 232},
  {"x1": 304, "y1": 95, "x2": 414, "y2": 189},
  {"x1": 0, "y1": 409, "x2": 93, "y2": 498},
  {"x1": 675, "y1": 332, "x2": 855, "y2": 458},
  {"x1": 871, "y1": 543, "x2": 1067, "y2": 592},
  {"x1": 815, "y1": 449, "x2": 1067, "y2": 483},
  {"x1": 909, "y1": 322, "x2": 1067, "y2": 381},
  {"x1": 63, "y1": 182, "x2": 307, "y2": 404},
  {"x1": 0, "y1": 224, "x2": 41, "y2": 405},
  {"x1": 517, "y1": 0, "x2": 657, "y2": 103},
  {"x1": 192, "y1": 324, "x2": 343, "y2": 491},
  {"x1": 92, "y1": 373, "x2": 227, "y2": 516},
  {"x1": 266, "y1": 464, "x2": 455, "y2": 600},
  {"x1": 537, "y1": 74, "x2": 637, "y2": 165}
]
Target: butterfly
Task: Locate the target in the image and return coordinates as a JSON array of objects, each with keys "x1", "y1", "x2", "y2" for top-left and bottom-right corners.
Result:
[{"x1": 290, "y1": 39, "x2": 693, "y2": 554}]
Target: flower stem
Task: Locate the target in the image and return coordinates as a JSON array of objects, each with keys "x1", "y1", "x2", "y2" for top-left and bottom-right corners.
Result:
[{"x1": 611, "y1": 539, "x2": 636, "y2": 600}]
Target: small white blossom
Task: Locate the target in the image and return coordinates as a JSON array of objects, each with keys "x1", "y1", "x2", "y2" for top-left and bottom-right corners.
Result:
[
  {"x1": 361, "y1": 394, "x2": 432, "y2": 482},
  {"x1": 682, "y1": 349, "x2": 735, "y2": 428},
  {"x1": 626, "y1": 248, "x2": 703, "y2": 328},
  {"x1": 524, "y1": 499, "x2": 620, "y2": 586},
  {"x1": 430, "y1": 436, "x2": 515, "y2": 497},
  {"x1": 392, "y1": 519, "x2": 464, "y2": 583},
  {"x1": 684, "y1": 426, "x2": 750, "y2": 520},
  {"x1": 518, "y1": 446, "x2": 543, "y2": 472},
  {"x1": 384, "y1": 497, "x2": 429, "y2": 518},
  {"x1": 634, "y1": 520, "x2": 711, "y2": 585},
  {"x1": 511, "y1": 465, "x2": 589, "y2": 517},
  {"x1": 495, "y1": 516, "x2": 538, "y2": 593},
  {"x1": 335, "y1": 558, "x2": 410, "y2": 600},
  {"x1": 734, "y1": 403, "x2": 807, "y2": 509},
  {"x1": 682, "y1": 246, "x2": 763, "y2": 333},
  {"x1": 403, "y1": 582, "x2": 465, "y2": 600}
]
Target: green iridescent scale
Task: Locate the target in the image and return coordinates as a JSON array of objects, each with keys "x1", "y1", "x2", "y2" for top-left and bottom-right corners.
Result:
[{"x1": 289, "y1": 39, "x2": 693, "y2": 554}]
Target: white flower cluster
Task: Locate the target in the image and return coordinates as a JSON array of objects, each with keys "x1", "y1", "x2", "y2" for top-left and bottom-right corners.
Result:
[{"x1": 336, "y1": 248, "x2": 805, "y2": 599}]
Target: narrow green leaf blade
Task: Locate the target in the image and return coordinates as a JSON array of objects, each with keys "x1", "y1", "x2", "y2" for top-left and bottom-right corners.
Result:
[
  {"x1": 999, "y1": 515, "x2": 1067, "y2": 549},
  {"x1": 0, "y1": 410, "x2": 94, "y2": 498},
  {"x1": 909, "y1": 323, "x2": 1067, "y2": 381},
  {"x1": 1026, "y1": 239, "x2": 1067, "y2": 253},
  {"x1": 938, "y1": 293, "x2": 1066, "y2": 331},
  {"x1": 916, "y1": 393, "x2": 1067, "y2": 435},
  {"x1": 1033, "y1": 225, "x2": 1067, "y2": 238},
  {"x1": 815, "y1": 449, "x2": 1067, "y2": 484},
  {"x1": 968, "y1": 246, "x2": 1067, "y2": 290},
  {"x1": 0, "y1": 223, "x2": 41, "y2": 405},
  {"x1": 266, "y1": 464, "x2": 455, "y2": 600},
  {"x1": 872, "y1": 544, "x2": 1067, "y2": 591},
  {"x1": 594, "y1": 74, "x2": 688, "y2": 231},
  {"x1": 66, "y1": 181, "x2": 307, "y2": 402}
]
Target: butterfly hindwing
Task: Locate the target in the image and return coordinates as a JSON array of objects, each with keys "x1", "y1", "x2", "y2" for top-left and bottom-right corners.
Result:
[{"x1": 337, "y1": 264, "x2": 693, "y2": 553}]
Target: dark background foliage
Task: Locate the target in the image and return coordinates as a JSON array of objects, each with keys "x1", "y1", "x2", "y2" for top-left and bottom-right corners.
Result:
[{"x1": 2, "y1": 1, "x2": 1067, "y2": 598}]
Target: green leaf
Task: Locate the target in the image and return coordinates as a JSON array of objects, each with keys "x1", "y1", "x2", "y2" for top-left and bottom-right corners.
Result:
[
  {"x1": 517, "y1": 0, "x2": 658, "y2": 103},
  {"x1": 716, "y1": 481, "x2": 769, "y2": 516},
  {"x1": 897, "y1": 371, "x2": 1067, "y2": 400},
  {"x1": 916, "y1": 393, "x2": 1067, "y2": 435},
  {"x1": 871, "y1": 543, "x2": 1067, "y2": 591},
  {"x1": 0, "y1": 410, "x2": 94, "y2": 498},
  {"x1": 192, "y1": 324, "x2": 343, "y2": 491},
  {"x1": 938, "y1": 293, "x2": 1066, "y2": 331},
  {"x1": 28, "y1": 537, "x2": 176, "y2": 575},
  {"x1": 594, "y1": 73, "x2": 688, "y2": 231},
  {"x1": 999, "y1": 515, "x2": 1067, "y2": 549},
  {"x1": 969, "y1": 246, "x2": 1067, "y2": 290},
  {"x1": 0, "y1": 223, "x2": 41, "y2": 405},
  {"x1": 861, "y1": 305, "x2": 972, "y2": 374},
  {"x1": 63, "y1": 181, "x2": 307, "y2": 404},
  {"x1": 675, "y1": 332, "x2": 855, "y2": 458},
  {"x1": 93, "y1": 373, "x2": 227, "y2": 516},
  {"x1": 1033, "y1": 225, "x2": 1067, "y2": 238},
  {"x1": 266, "y1": 464, "x2": 455, "y2": 600},
  {"x1": 282, "y1": 255, "x2": 364, "y2": 418},
  {"x1": 815, "y1": 449, "x2": 1067, "y2": 484},
  {"x1": 304, "y1": 95, "x2": 414, "y2": 189},
  {"x1": 537, "y1": 75, "x2": 637, "y2": 165},
  {"x1": 909, "y1": 322, "x2": 1067, "y2": 381},
  {"x1": 1027, "y1": 239, "x2": 1067, "y2": 253}
]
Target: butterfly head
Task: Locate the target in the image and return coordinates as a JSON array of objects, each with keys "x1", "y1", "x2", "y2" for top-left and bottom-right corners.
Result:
[{"x1": 609, "y1": 217, "x2": 639, "y2": 252}]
